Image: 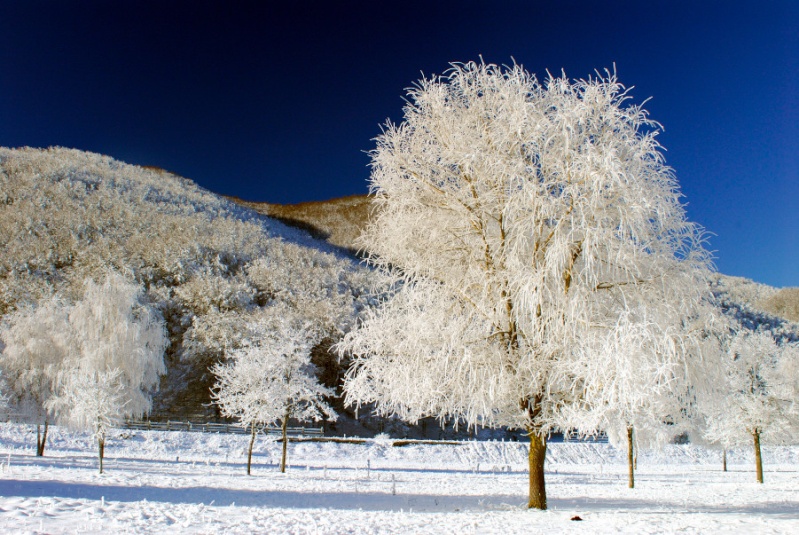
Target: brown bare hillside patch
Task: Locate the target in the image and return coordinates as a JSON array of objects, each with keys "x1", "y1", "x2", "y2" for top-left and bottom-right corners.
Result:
[
  {"x1": 759, "y1": 287, "x2": 799, "y2": 323},
  {"x1": 228, "y1": 194, "x2": 372, "y2": 254},
  {"x1": 140, "y1": 165, "x2": 169, "y2": 173}
]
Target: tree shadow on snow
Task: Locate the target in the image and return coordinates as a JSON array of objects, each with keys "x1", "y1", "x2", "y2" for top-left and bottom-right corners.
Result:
[
  {"x1": 2, "y1": 479, "x2": 796, "y2": 518},
  {"x1": 0, "y1": 479, "x2": 522, "y2": 512}
]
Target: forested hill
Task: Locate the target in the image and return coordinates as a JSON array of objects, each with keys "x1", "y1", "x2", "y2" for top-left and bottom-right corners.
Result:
[
  {"x1": 1, "y1": 146, "x2": 796, "y2": 434},
  {"x1": 0, "y1": 147, "x2": 378, "y2": 420}
]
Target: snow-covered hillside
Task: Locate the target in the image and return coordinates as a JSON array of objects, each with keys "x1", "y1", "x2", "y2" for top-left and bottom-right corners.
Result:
[
  {"x1": 2, "y1": 147, "x2": 796, "y2": 435},
  {"x1": 710, "y1": 274, "x2": 799, "y2": 338},
  {"x1": 0, "y1": 147, "x2": 378, "y2": 420}
]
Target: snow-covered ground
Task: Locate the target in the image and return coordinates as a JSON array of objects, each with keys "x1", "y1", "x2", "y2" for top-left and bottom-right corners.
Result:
[{"x1": 0, "y1": 424, "x2": 797, "y2": 534}]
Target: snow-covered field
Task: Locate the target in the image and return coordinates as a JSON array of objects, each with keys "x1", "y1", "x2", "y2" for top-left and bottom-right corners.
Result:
[{"x1": 0, "y1": 424, "x2": 797, "y2": 534}]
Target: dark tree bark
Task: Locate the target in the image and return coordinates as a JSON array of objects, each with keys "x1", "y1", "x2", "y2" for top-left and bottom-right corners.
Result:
[
  {"x1": 527, "y1": 429, "x2": 547, "y2": 510},
  {"x1": 247, "y1": 423, "x2": 257, "y2": 475},
  {"x1": 627, "y1": 426, "x2": 635, "y2": 489},
  {"x1": 523, "y1": 393, "x2": 547, "y2": 510},
  {"x1": 42, "y1": 421, "x2": 48, "y2": 456},
  {"x1": 753, "y1": 429, "x2": 763, "y2": 483},
  {"x1": 722, "y1": 448, "x2": 727, "y2": 472},
  {"x1": 36, "y1": 421, "x2": 49, "y2": 457},
  {"x1": 98, "y1": 436, "x2": 105, "y2": 474}
]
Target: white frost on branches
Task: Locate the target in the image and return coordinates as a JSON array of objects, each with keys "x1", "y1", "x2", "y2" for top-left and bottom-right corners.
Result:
[
  {"x1": 562, "y1": 305, "x2": 720, "y2": 450},
  {"x1": 212, "y1": 313, "x2": 337, "y2": 472},
  {"x1": 46, "y1": 273, "x2": 167, "y2": 440},
  {"x1": 212, "y1": 315, "x2": 337, "y2": 428},
  {"x1": 47, "y1": 368, "x2": 127, "y2": 441},
  {"x1": 1, "y1": 272, "x2": 167, "y2": 467},
  {"x1": 338, "y1": 60, "x2": 713, "y2": 435},
  {"x1": 703, "y1": 329, "x2": 799, "y2": 447},
  {"x1": 0, "y1": 296, "x2": 71, "y2": 424}
]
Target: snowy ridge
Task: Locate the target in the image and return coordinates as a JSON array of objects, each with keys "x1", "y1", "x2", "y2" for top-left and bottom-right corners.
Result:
[
  {"x1": 711, "y1": 273, "x2": 799, "y2": 338},
  {"x1": 0, "y1": 146, "x2": 347, "y2": 258}
]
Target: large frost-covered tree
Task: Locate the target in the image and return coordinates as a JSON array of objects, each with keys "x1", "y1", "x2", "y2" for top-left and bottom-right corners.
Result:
[
  {"x1": 338, "y1": 61, "x2": 712, "y2": 509},
  {"x1": 47, "y1": 273, "x2": 167, "y2": 472},
  {"x1": 702, "y1": 329, "x2": 799, "y2": 483},
  {"x1": 212, "y1": 313, "x2": 337, "y2": 474}
]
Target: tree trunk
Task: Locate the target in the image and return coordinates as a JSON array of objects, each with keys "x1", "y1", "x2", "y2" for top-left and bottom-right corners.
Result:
[
  {"x1": 280, "y1": 406, "x2": 290, "y2": 473},
  {"x1": 36, "y1": 422, "x2": 50, "y2": 456},
  {"x1": 753, "y1": 429, "x2": 763, "y2": 483},
  {"x1": 40, "y1": 421, "x2": 49, "y2": 456},
  {"x1": 247, "y1": 422, "x2": 256, "y2": 476},
  {"x1": 98, "y1": 436, "x2": 105, "y2": 474},
  {"x1": 527, "y1": 428, "x2": 547, "y2": 510},
  {"x1": 627, "y1": 426, "x2": 635, "y2": 489},
  {"x1": 722, "y1": 448, "x2": 727, "y2": 472}
]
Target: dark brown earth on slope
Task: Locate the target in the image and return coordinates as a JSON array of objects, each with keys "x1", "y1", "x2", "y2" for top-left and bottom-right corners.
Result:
[{"x1": 227, "y1": 194, "x2": 372, "y2": 255}]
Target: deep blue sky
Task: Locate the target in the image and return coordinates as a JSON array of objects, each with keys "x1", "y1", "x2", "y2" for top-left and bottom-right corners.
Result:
[{"x1": 1, "y1": 1, "x2": 797, "y2": 287}]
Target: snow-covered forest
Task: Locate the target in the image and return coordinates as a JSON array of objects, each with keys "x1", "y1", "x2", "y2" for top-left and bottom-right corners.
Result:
[
  {"x1": 0, "y1": 147, "x2": 379, "y2": 428},
  {"x1": 1, "y1": 61, "x2": 798, "y2": 530}
]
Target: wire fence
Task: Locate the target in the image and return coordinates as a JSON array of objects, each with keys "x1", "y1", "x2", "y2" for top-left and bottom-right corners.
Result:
[{"x1": 121, "y1": 420, "x2": 324, "y2": 437}]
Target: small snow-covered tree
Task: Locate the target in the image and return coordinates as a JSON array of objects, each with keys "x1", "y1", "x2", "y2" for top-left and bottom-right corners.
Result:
[
  {"x1": 0, "y1": 296, "x2": 71, "y2": 455},
  {"x1": 703, "y1": 329, "x2": 799, "y2": 483},
  {"x1": 563, "y1": 306, "x2": 720, "y2": 488},
  {"x1": 337, "y1": 61, "x2": 712, "y2": 509},
  {"x1": 212, "y1": 313, "x2": 337, "y2": 474},
  {"x1": 46, "y1": 273, "x2": 167, "y2": 472},
  {"x1": 47, "y1": 368, "x2": 126, "y2": 473}
]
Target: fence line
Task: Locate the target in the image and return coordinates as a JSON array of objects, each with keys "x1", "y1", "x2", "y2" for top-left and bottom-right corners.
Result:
[
  {"x1": 560, "y1": 431, "x2": 609, "y2": 443},
  {"x1": 121, "y1": 420, "x2": 323, "y2": 437}
]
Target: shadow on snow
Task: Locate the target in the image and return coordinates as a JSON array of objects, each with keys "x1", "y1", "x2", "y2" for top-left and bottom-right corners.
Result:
[
  {"x1": 0, "y1": 479, "x2": 521, "y2": 512},
  {"x1": 1, "y1": 479, "x2": 797, "y2": 518}
]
